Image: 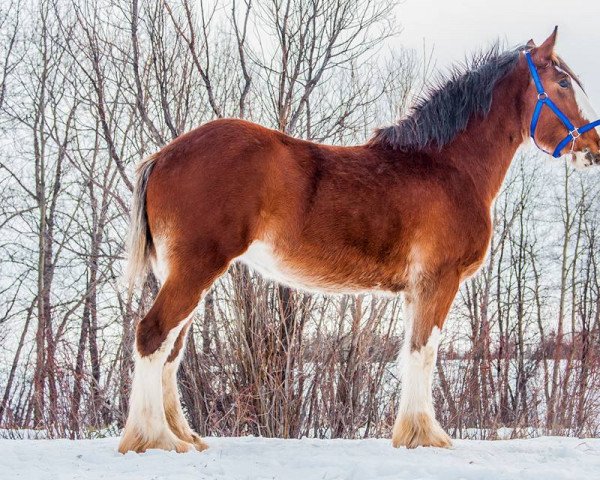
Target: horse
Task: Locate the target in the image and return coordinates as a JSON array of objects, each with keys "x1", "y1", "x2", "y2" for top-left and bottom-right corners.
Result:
[{"x1": 118, "y1": 27, "x2": 600, "y2": 454}]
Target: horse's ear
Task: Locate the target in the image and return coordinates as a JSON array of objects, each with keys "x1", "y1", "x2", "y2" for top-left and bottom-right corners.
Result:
[
  {"x1": 532, "y1": 26, "x2": 558, "y2": 62},
  {"x1": 526, "y1": 39, "x2": 536, "y2": 49}
]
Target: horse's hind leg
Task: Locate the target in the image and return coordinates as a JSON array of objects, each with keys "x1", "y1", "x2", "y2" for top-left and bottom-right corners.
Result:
[
  {"x1": 392, "y1": 269, "x2": 459, "y2": 449},
  {"x1": 118, "y1": 254, "x2": 226, "y2": 454},
  {"x1": 162, "y1": 320, "x2": 208, "y2": 451}
]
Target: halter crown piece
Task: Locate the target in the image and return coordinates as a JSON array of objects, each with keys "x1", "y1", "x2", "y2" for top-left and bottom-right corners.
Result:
[{"x1": 525, "y1": 50, "x2": 600, "y2": 157}]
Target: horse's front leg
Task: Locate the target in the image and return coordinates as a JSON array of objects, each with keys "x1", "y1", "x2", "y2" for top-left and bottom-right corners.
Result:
[{"x1": 392, "y1": 271, "x2": 459, "y2": 449}]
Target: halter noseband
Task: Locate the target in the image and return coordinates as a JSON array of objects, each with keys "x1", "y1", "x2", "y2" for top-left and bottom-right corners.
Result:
[{"x1": 525, "y1": 50, "x2": 600, "y2": 157}]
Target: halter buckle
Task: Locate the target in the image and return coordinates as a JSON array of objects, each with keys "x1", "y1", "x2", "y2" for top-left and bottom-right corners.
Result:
[
  {"x1": 570, "y1": 128, "x2": 581, "y2": 139},
  {"x1": 537, "y1": 92, "x2": 548, "y2": 101}
]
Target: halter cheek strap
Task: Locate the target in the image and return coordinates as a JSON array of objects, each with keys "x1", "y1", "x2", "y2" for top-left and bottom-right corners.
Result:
[{"x1": 525, "y1": 51, "x2": 600, "y2": 158}]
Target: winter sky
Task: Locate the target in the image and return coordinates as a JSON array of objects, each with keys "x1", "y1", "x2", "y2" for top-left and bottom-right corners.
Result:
[{"x1": 395, "y1": 0, "x2": 600, "y2": 109}]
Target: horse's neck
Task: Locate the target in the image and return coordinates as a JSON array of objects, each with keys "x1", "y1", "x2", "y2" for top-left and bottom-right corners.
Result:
[{"x1": 444, "y1": 68, "x2": 528, "y2": 204}]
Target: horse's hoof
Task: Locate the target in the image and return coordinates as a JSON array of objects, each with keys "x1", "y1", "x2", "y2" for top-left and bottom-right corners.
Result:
[
  {"x1": 118, "y1": 428, "x2": 195, "y2": 454},
  {"x1": 392, "y1": 412, "x2": 452, "y2": 449},
  {"x1": 166, "y1": 424, "x2": 209, "y2": 452},
  {"x1": 189, "y1": 432, "x2": 209, "y2": 452}
]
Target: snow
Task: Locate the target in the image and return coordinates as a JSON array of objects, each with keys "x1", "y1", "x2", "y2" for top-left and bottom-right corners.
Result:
[{"x1": 2, "y1": 435, "x2": 599, "y2": 480}]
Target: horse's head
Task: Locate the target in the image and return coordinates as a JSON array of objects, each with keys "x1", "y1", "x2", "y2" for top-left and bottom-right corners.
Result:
[{"x1": 521, "y1": 27, "x2": 600, "y2": 168}]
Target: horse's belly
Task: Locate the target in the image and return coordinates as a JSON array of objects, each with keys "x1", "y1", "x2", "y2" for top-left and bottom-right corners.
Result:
[
  {"x1": 237, "y1": 240, "x2": 401, "y2": 296},
  {"x1": 237, "y1": 240, "x2": 322, "y2": 291}
]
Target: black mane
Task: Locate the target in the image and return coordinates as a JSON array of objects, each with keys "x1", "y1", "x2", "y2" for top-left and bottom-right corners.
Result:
[{"x1": 369, "y1": 44, "x2": 522, "y2": 151}]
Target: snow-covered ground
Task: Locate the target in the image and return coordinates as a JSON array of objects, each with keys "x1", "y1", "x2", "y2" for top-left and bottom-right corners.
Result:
[{"x1": 2, "y1": 436, "x2": 599, "y2": 480}]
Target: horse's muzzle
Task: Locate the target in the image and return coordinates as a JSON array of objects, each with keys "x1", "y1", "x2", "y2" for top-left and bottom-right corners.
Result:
[{"x1": 570, "y1": 147, "x2": 600, "y2": 168}]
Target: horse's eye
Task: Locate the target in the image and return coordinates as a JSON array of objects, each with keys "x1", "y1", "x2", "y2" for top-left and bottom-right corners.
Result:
[{"x1": 558, "y1": 78, "x2": 570, "y2": 88}]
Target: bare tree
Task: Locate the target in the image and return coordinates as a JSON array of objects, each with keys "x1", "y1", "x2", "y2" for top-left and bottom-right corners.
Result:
[{"x1": 1, "y1": 0, "x2": 600, "y2": 442}]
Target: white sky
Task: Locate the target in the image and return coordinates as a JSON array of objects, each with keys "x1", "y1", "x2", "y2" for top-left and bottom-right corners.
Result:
[{"x1": 394, "y1": 0, "x2": 600, "y2": 106}]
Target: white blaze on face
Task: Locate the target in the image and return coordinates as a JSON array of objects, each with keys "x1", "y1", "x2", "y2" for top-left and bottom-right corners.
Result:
[
  {"x1": 552, "y1": 57, "x2": 592, "y2": 115},
  {"x1": 553, "y1": 62, "x2": 597, "y2": 123},
  {"x1": 570, "y1": 81, "x2": 599, "y2": 168},
  {"x1": 554, "y1": 61, "x2": 599, "y2": 167},
  {"x1": 572, "y1": 80, "x2": 599, "y2": 125}
]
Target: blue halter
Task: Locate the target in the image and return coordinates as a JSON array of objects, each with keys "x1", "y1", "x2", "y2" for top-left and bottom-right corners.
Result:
[{"x1": 525, "y1": 51, "x2": 600, "y2": 157}]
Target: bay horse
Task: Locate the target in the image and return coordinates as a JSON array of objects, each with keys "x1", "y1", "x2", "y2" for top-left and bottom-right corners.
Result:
[{"x1": 119, "y1": 28, "x2": 600, "y2": 454}]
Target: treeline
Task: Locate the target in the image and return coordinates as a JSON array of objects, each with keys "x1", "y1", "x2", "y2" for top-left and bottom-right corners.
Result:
[{"x1": 0, "y1": 0, "x2": 598, "y2": 440}]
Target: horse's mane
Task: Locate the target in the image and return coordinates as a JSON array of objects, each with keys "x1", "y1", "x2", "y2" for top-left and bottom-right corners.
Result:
[{"x1": 369, "y1": 43, "x2": 523, "y2": 151}]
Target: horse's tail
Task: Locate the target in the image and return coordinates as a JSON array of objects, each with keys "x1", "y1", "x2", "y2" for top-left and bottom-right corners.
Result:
[{"x1": 125, "y1": 152, "x2": 159, "y2": 292}]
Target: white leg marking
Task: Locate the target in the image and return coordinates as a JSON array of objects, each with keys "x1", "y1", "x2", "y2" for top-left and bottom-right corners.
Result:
[
  {"x1": 123, "y1": 323, "x2": 186, "y2": 448},
  {"x1": 163, "y1": 359, "x2": 184, "y2": 421},
  {"x1": 398, "y1": 326, "x2": 441, "y2": 417},
  {"x1": 161, "y1": 320, "x2": 208, "y2": 451},
  {"x1": 392, "y1": 311, "x2": 451, "y2": 447}
]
